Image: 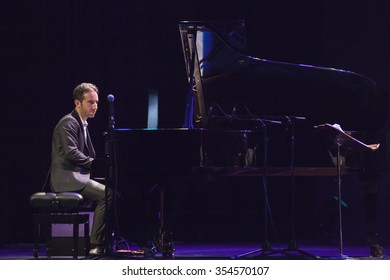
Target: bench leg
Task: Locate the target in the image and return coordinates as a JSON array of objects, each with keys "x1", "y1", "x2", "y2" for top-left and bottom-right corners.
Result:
[
  {"x1": 47, "y1": 223, "x2": 52, "y2": 259},
  {"x1": 33, "y1": 217, "x2": 39, "y2": 259},
  {"x1": 84, "y1": 221, "x2": 90, "y2": 257},
  {"x1": 73, "y1": 222, "x2": 79, "y2": 259}
]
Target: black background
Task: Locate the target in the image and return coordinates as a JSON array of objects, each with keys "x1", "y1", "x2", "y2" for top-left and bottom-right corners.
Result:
[{"x1": 2, "y1": 0, "x2": 390, "y2": 246}]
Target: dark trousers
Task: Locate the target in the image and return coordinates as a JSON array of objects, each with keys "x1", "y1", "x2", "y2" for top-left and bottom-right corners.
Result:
[{"x1": 79, "y1": 179, "x2": 113, "y2": 245}]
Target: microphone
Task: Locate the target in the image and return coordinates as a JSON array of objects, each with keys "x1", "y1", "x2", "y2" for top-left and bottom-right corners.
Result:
[
  {"x1": 107, "y1": 94, "x2": 115, "y2": 102},
  {"x1": 107, "y1": 94, "x2": 115, "y2": 119}
]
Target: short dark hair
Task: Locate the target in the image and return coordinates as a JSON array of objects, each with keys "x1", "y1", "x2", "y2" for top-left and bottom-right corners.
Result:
[{"x1": 73, "y1": 82, "x2": 99, "y2": 102}]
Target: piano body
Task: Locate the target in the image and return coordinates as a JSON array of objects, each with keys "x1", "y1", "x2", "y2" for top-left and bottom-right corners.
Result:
[{"x1": 113, "y1": 20, "x2": 389, "y2": 246}]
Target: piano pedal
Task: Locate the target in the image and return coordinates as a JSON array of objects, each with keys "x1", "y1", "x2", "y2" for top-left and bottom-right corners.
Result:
[
  {"x1": 156, "y1": 231, "x2": 175, "y2": 258},
  {"x1": 141, "y1": 242, "x2": 158, "y2": 259}
]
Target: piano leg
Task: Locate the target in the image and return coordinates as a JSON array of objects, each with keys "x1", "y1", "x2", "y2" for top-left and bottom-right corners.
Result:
[
  {"x1": 362, "y1": 172, "x2": 384, "y2": 258},
  {"x1": 156, "y1": 186, "x2": 175, "y2": 258}
]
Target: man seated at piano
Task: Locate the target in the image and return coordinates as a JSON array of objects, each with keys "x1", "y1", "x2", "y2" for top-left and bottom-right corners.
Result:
[{"x1": 50, "y1": 82, "x2": 113, "y2": 256}]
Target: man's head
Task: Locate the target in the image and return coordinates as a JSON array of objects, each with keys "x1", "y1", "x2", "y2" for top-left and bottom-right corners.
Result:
[{"x1": 73, "y1": 82, "x2": 99, "y2": 122}]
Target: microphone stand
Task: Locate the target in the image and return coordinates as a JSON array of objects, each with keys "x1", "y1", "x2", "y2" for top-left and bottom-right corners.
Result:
[
  {"x1": 89, "y1": 94, "x2": 140, "y2": 259},
  {"x1": 278, "y1": 116, "x2": 317, "y2": 259},
  {"x1": 233, "y1": 112, "x2": 315, "y2": 259},
  {"x1": 233, "y1": 116, "x2": 283, "y2": 259},
  {"x1": 105, "y1": 96, "x2": 116, "y2": 253}
]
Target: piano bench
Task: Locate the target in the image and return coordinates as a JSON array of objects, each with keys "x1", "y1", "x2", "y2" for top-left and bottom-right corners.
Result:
[{"x1": 29, "y1": 192, "x2": 90, "y2": 259}]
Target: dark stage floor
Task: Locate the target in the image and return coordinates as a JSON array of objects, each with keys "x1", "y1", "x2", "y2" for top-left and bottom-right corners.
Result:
[{"x1": 0, "y1": 242, "x2": 387, "y2": 260}]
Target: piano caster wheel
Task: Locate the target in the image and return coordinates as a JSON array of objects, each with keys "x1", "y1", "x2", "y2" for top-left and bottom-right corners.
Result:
[
  {"x1": 370, "y1": 244, "x2": 384, "y2": 258},
  {"x1": 33, "y1": 249, "x2": 39, "y2": 259}
]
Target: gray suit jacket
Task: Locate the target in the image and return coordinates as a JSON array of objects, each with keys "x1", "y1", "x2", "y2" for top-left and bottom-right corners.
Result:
[{"x1": 50, "y1": 110, "x2": 96, "y2": 192}]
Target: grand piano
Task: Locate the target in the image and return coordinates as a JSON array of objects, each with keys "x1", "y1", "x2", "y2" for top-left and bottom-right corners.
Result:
[{"x1": 112, "y1": 20, "x2": 389, "y2": 253}]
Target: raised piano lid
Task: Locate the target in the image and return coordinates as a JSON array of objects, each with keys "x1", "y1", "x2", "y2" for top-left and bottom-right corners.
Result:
[{"x1": 179, "y1": 20, "x2": 388, "y2": 132}]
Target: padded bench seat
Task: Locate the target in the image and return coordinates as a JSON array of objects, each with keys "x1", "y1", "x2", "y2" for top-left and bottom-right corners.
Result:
[{"x1": 30, "y1": 192, "x2": 90, "y2": 259}]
